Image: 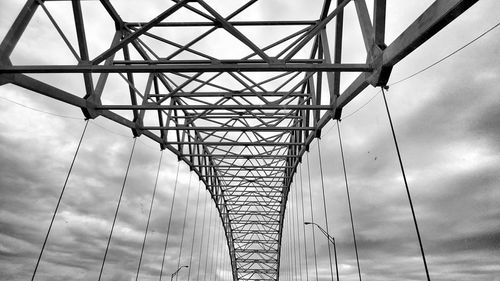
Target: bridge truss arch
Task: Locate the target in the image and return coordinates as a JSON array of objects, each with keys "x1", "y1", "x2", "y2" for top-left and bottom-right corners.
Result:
[{"x1": 0, "y1": 0, "x2": 478, "y2": 280}]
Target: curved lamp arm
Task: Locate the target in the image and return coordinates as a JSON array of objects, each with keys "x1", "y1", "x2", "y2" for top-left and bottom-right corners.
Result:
[
  {"x1": 304, "y1": 221, "x2": 335, "y2": 244},
  {"x1": 171, "y1": 265, "x2": 189, "y2": 281}
]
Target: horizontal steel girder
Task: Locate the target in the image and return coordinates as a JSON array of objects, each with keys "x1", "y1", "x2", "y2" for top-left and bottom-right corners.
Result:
[{"x1": 0, "y1": 63, "x2": 371, "y2": 73}]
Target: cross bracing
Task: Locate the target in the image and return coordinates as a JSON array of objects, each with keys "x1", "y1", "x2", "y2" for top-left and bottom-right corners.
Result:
[{"x1": 0, "y1": 0, "x2": 479, "y2": 280}]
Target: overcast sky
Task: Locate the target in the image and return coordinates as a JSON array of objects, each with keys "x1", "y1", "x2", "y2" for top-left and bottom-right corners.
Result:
[{"x1": 1, "y1": 1, "x2": 500, "y2": 281}]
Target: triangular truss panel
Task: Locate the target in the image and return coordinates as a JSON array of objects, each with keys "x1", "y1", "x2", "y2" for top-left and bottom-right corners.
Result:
[{"x1": 0, "y1": 0, "x2": 478, "y2": 280}]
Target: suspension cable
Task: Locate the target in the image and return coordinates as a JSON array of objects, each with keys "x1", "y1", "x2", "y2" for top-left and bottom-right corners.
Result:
[
  {"x1": 135, "y1": 151, "x2": 163, "y2": 281},
  {"x1": 196, "y1": 193, "x2": 209, "y2": 281},
  {"x1": 299, "y1": 165, "x2": 310, "y2": 281},
  {"x1": 381, "y1": 87, "x2": 431, "y2": 280},
  {"x1": 342, "y1": 21, "x2": 500, "y2": 121},
  {"x1": 212, "y1": 224, "x2": 219, "y2": 281},
  {"x1": 209, "y1": 209, "x2": 218, "y2": 281},
  {"x1": 159, "y1": 161, "x2": 181, "y2": 281},
  {"x1": 306, "y1": 153, "x2": 319, "y2": 281},
  {"x1": 221, "y1": 237, "x2": 226, "y2": 281},
  {"x1": 218, "y1": 219, "x2": 226, "y2": 281},
  {"x1": 288, "y1": 198, "x2": 294, "y2": 281},
  {"x1": 212, "y1": 217, "x2": 222, "y2": 281},
  {"x1": 281, "y1": 206, "x2": 287, "y2": 280},
  {"x1": 187, "y1": 181, "x2": 202, "y2": 281},
  {"x1": 212, "y1": 209, "x2": 220, "y2": 281},
  {"x1": 203, "y1": 201, "x2": 214, "y2": 279},
  {"x1": 285, "y1": 209, "x2": 290, "y2": 281},
  {"x1": 336, "y1": 120, "x2": 362, "y2": 281},
  {"x1": 98, "y1": 137, "x2": 137, "y2": 281},
  {"x1": 285, "y1": 190, "x2": 290, "y2": 280},
  {"x1": 294, "y1": 180, "x2": 304, "y2": 280},
  {"x1": 31, "y1": 120, "x2": 89, "y2": 281},
  {"x1": 223, "y1": 235, "x2": 229, "y2": 281},
  {"x1": 175, "y1": 173, "x2": 193, "y2": 281},
  {"x1": 281, "y1": 218, "x2": 285, "y2": 280},
  {"x1": 317, "y1": 140, "x2": 339, "y2": 281},
  {"x1": 289, "y1": 183, "x2": 298, "y2": 280},
  {"x1": 284, "y1": 197, "x2": 289, "y2": 280}
]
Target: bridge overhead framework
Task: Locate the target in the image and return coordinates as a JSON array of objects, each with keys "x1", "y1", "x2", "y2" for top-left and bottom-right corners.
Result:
[{"x1": 0, "y1": 0, "x2": 479, "y2": 280}]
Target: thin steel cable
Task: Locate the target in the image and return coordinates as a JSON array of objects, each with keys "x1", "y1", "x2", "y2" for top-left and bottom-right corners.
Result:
[
  {"x1": 213, "y1": 219, "x2": 223, "y2": 281},
  {"x1": 135, "y1": 151, "x2": 164, "y2": 281},
  {"x1": 289, "y1": 206, "x2": 293, "y2": 281},
  {"x1": 390, "y1": 21, "x2": 500, "y2": 86},
  {"x1": 283, "y1": 196, "x2": 288, "y2": 280},
  {"x1": 175, "y1": 173, "x2": 193, "y2": 281},
  {"x1": 342, "y1": 90, "x2": 381, "y2": 120},
  {"x1": 293, "y1": 180, "x2": 304, "y2": 281},
  {"x1": 381, "y1": 87, "x2": 431, "y2": 280},
  {"x1": 287, "y1": 201, "x2": 294, "y2": 281},
  {"x1": 227, "y1": 241, "x2": 231, "y2": 281},
  {"x1": 317, "y1": 141, "x2": 338, "y2": 281},
  {"x1": 222, "y1": 239, "x2": 227, "y2": 281},
  {"x1": 222, "y1": 230, "x2": 226, "y2": 281},
  {"x1": 306, "y1": 153, "x2": 319, "y2": 281},
  {"x1": 282, "y1": 221, "x2": 290, "y2": 280},
  {"x1": 336, "y1": 121, "x2": 362, "y2": 281},
  {"x1": 299, "y1": 165, "x2": 309, "y2": 281},
  {"x1": 213, "y1": 225, "x2": 219, "y2": 281},
  {"x1": 286, "y1": 211, "x2": 291, "y2": 281},
  {"x1": 342, "y1": 21, "x2": 500, "y2": 121},
  {"x1": 221, "y1": 240, "x2": 225, "y2": 281},
  {"x1": 284, "y1": 201, "x2": 290, "y2": 280},
  {"x1": 90, "y1": 120, "x2": 131, "y2": 139},
  {"x1": 31, "y1": 120, "x2": 88, "y2": 281},
  {"x1": 212, "y1": 210, "x2": 220, "y2": 281},
  {"x1": 187, "y1": 182, "x2": 202, "y2": 281},
  {"x1": 289, "y1": 186, "x2": 298, "y2": 280},
  {"x1": 218, "y1": 222, "x2": 225, "y2": 281},
  {"x1": 222, "y1": 247, "x2": 226, "y2": 281},
  {"x1": 98, "y1": 137, "x2": 137, "y2": 281},
  {"x1": 292, "y1": 180, "x2": 301, "y2": 280},
  {"x1": 203, "y1": 201, "x2": 214, "y2": 279},
  {"x1": 196, "y1": 194, "x2": 209, "y2": 281},
  {"x1": 3, "y1": 22, "x2": 496, "y2": 128},
  {"x1": 208, "y1": 211, "x2": 218, "y2": 281},
  {"x1": 159, "y1": 161, "x2": 181, "y2": 281},
  {"x1": 281, "y1": 210, "x2": 286, "y2": 280},
  {"x1": 36, "y1": 0, "x2": 80, "y2": 61},
  {"x1": 0, "y1": 96, "x2": 82, "y2": 120},
  {"x1": 285, "y1": 216, "x2": 290, "y2": 281}
]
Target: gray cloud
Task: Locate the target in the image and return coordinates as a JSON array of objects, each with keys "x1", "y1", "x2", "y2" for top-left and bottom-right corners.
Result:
[{"x1": 1, "y1": 1, "x2": 500, "y2": 281}]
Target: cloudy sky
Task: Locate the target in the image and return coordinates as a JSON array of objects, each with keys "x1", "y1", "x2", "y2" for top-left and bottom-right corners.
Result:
[{"x1": 1, "y1": 1, "x2": 500, "y2": 281}]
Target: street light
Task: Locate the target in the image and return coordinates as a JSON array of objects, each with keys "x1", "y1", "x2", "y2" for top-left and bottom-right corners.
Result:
[
  {"x1": 170, "y1": 265, "x2": 188, "y2": 281},
  {"x1": 305, "y1": 221, "x2": 340, "y2": 281}
]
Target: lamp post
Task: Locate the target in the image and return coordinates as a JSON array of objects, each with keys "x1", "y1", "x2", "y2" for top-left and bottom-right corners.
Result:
[
  {"x1": 170, "y1": 265, "x2": 188, "y2": 281},
  {"x1": 305, "y1": 221, "x2": 339, "y2": 281}
]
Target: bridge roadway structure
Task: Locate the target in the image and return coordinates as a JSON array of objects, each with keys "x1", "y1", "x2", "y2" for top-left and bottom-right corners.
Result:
[{"x1": 0, "y1": 0, "x2": 478, "y2": 280}]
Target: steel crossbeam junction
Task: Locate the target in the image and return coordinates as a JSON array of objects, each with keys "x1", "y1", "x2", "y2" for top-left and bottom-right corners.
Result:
[{"x1": 0, "y1": 0, "x2": 478, "y2": 280}]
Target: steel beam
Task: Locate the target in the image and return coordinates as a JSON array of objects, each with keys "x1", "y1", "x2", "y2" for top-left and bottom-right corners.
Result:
[
  {"x1": 0, "y1": 63, "x2": 371, "y2": 73},
  {"x1": 335, "y1": 0, "x2": 479, "y2": 111},
  {"x1": 91, "y1": 0, "x2": 191, "y2": 65},
  {"x1": 382, "y1": 0, "x2": 479, "y2": 67},
  {"x1": 0, "y1": 0, "x2": 38, "y2": 60}
]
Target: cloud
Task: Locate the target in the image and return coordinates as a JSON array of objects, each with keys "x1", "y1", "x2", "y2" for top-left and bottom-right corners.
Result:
[{"x1": 1, "y1": 1, "x2": 500, "y2": 281}]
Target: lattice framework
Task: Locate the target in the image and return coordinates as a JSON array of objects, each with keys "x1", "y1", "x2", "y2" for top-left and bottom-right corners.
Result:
[{"x1": 0, "y1": 0, "x2": 478, "y2": 280}]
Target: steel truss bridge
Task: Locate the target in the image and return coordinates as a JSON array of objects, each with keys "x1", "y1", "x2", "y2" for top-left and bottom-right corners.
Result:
[{"x1": 0, "y1": 0, "x2": 479, "y2": 280}]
